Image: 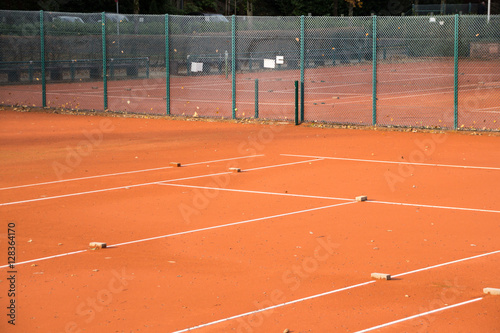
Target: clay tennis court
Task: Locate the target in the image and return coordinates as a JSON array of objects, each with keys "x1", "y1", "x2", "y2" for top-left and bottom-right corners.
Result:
[
  {"x1": 1, "y1": 58, "x2": 499, "y2": 130},
  {"x1": 1, "y1": 108, "x2": 499, "y2": 332}
]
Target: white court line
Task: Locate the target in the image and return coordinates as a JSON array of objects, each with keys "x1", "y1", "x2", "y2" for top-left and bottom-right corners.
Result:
[
  {"x1": 156, "y1": 183, "x2": 350, "y2": 202},
  {"x1": 392, "y1": 249, "x2": 500, "y2": 278},
  {"x1": 472, "y1": 105, "x2": 500, "y2": 111},
  {"x1": 354, "y1": 297, "x2": 484, "y2": 333},
  {"x1": 370, "y1": 200, "x2": 500, "y2": 214},
  {"x1": 157, "y1": 183, "x2": 500, "y2": 214},
  {"x1": 468, "y1": 109, "x2": 500, "y2": 114},
  {"x1": 307, "y1": 83, "x2": 497, "y2": 105},
  {"x1": 0, "y1": 158, "x2": 322, "y2": 207},
  {"x1": 109, "y1": 201, "x2": 355, "y2": 248},
  {"x1": 0, "y1": 171, "x2": 234, "y2": 207},
  {"x1": 0, "y1": 249, "x2": 88, "y2": 270},
  {"x1": 282, "y1": 153, "x2": 500, "y2": 171},
  {"x1": 0, "y1": 155, "x2": 264, "y2": 191},
  {"x1": 171, "y1": 280, "x2": 377, "y2": 333},
  {"x1": 171, "y1": 249, "x2": 500, "y2": 333},
  {"x1": 170, "y1": 98, "x2": 295, "y2": 106},
  {"x1": 0, "y1": 201, "x2": 356, "y2": 269},
  {"x1": 244, "y1": 158, "x2": 323, "y2": 172}
]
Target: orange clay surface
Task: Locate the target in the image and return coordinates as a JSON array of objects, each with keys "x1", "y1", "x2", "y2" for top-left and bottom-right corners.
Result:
[{"x1": 0, "y1": 108, "x2": 499, "y2": 333}]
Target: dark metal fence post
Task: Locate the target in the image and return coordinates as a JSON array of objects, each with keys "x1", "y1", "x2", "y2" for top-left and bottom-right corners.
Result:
[
  {"x1": 231, "y1": 15, "x2": 236, "y2": 119},
  {"x1": 102, "y1": 12, "x2": 108, "y2": 110},
  {"x1": 40, "y1": 10, "x2": 46, "y2": 107}
]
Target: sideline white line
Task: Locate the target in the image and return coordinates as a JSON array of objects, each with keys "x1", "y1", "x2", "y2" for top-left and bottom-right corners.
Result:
[
  {"x1": 171, "y1": 281, "x2": 377, "y2": 333},
  {"x1": 0, "y1": 155, "x2": 264, "y2": 191},
  {"x1": 353, "y1": 297, "x2": 484, "y2": 333},
  {"x1": 282, "y1": 153, "x2": 500, "y2": 171},
  {"x1": 171, "y1": 250, "x2": 499, "y2": 333},
  {"x1": 0, "y1": 201, "x2": 356, "y2": 269},
  {"x1": 110, "y1": 201, "x2": 355, "y2": 248}
]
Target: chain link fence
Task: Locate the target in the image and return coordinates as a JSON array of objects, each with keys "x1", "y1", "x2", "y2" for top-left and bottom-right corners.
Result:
[{"x1": 1, "y1": 10, "x2": 499, "y2": 131}]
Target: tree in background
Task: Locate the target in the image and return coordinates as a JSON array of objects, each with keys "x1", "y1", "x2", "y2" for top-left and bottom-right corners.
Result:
[
  {"x1": 2, "y1": 0, "x2": 497, "y2": 16},
  {"x1": 345, "y1": 0, "x2": 362, "y2": 16}
]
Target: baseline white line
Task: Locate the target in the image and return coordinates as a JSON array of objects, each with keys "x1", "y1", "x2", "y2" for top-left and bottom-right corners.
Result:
[
  {"x1": 171, "y1": 280, "x2": 376, "y2": 333},
  {"x1": 353, "y1": 297, "x2": 484, "y2": 333},
  {"x1": 0, "y1": 201, "x2": 356, "y2": 269},
  {"x1": 0, "y1": 155, "x2": 264, "y2": 191},
  {"x1": 282, "y1": 153, "x2": 500, "y2": 171},
  {"x1": 157, "y1": 183, "x2": 350, "y2": 202},
  {"x1": 171, "y1": 250, "x2": 499, "y2": 333}
]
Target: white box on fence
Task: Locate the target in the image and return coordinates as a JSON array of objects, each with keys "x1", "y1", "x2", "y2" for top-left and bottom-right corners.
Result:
[
  {"x1": 264, "y1": 59, "x2": 276, "y2": 69},
  {"x1": 191, "y1": 62, "x2": 203, "y2": 72},
  {"x1": 276, "y1": 55, "x2": 284, "y2": 65}
]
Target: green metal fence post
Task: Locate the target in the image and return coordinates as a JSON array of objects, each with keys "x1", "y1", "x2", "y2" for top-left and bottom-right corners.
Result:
[
  {"x1": 40, "y1": 10, "x2": 46, "y2": 107},
  {"x1": 255, "y1": 79, "x2": 259, "y2": 118},
  {"x1": 231, "y1": 15, "x2": 236, "y2": 119},
  {"x1": 300, "y1": 16, "x2": 305, "y2": 123},
  {"x1": 454, "y1": 14, "x2": 459, "y2": 130},
  {"x1": 372, "y1": 15, "x2": 377, "y2": 126},
  {"x1": 165, "y1": 14, "x2": 170, "y2": 116},
  {"x1": 102, "y1": 12, "x2": 108, "y2": 111}
]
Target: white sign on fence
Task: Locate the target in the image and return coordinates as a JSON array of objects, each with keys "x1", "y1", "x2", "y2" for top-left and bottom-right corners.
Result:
[
  {"x1": 263, "y1": 59, "x2": 276, "y2": 69},
  {"x1": 191, "y1": 62, "x2": 203, "y2": 72}
]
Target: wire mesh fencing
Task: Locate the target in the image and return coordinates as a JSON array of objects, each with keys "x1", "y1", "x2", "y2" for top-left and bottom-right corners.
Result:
[
  {"x1": 0, "y1": 10, "x2": 42, "y2": 106},
  {"x1": 1, "y1": 10, "x2": 499, "y2": 131},
  {"x1": 303, "y1": 16, "x2": 374, "y2": 125},
  {"x1": 458, "y1": 15, "x2": 500, "y2": 130}
]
